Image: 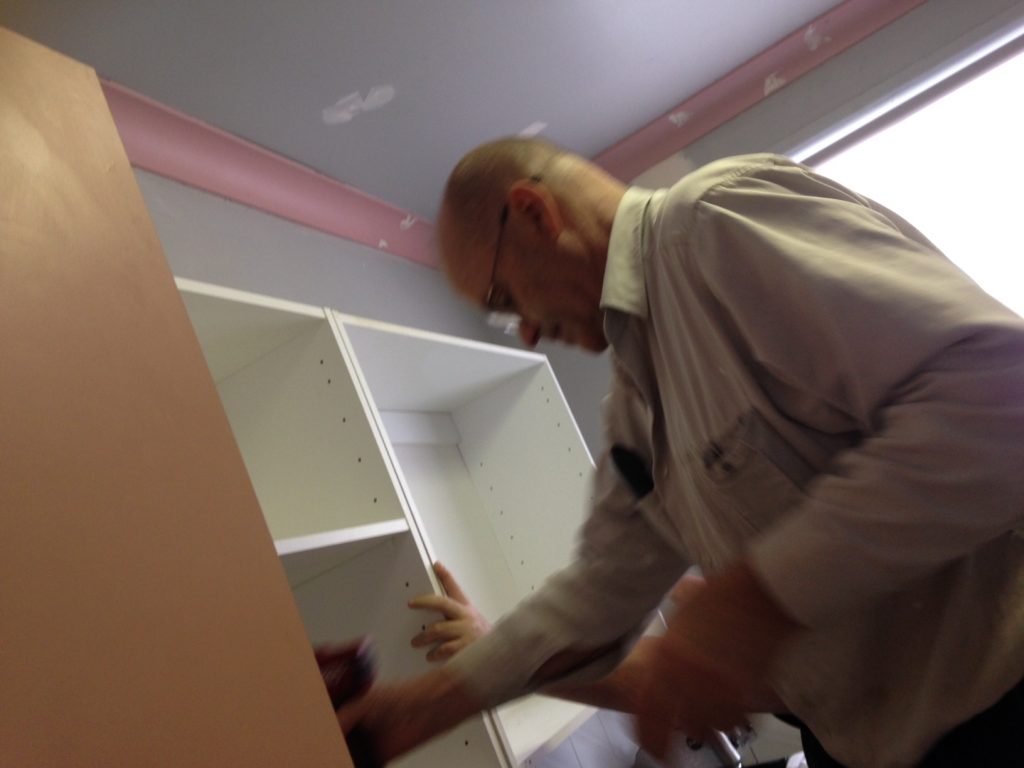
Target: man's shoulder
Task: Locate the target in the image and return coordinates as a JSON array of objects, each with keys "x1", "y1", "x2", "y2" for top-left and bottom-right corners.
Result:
[
  {"x1": 646, "y1": 154, "x2": 801, "y2": 247},
  {"x1": 640, "y1": 154, "x2": 791, "y2": 250},
  {"x1": 666, "y1": 153, "x2": 797, "y2": 206}
]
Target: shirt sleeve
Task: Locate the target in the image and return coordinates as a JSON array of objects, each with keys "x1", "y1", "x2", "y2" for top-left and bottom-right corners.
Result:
[
  {"x1": 447, "y1": 364, "x2": 686, "y2": 707},
  {"x1": 684, "y1": 158, "x2": 1024, "y2": 627}
]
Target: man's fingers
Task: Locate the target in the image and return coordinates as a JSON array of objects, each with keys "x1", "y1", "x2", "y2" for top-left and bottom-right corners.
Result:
[
  {"x1": 433, "y1": 561, "x2": 470, "y2": 604},
  {"x1": 426, "y1": 639, "x2": 464, "y2": 663},
  {"x1": 408, "y1": 593, "x2": 466, "y2": 618},
  {"x1": 411, "y1": 620, "x2": 465, "y2": 648}
]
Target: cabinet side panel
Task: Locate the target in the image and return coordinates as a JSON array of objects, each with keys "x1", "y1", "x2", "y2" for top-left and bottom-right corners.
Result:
[
  {"x1": 454, "y1": 366, "x2": 598, "y2": 762},
  {"x1": 0, "y1": 29, "x2": 349, "y2": 768},
  {"x1": 456, "y1": 366, "x2": 596, "y2": 599},
  {"x1": 392, "y1": 442, "x2": 521, "y2": 622},
  {"x1": 215, "y1": 321, "x2": 405, "y2": 539}
]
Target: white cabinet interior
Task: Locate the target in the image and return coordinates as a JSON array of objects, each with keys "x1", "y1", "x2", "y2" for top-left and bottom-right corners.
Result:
[{"x1": 177, "y1": 278, "x2": 597, "y2": 766}]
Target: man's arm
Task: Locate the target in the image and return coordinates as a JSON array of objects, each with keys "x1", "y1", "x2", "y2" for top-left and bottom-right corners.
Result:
[
  {"x1": 409, "y1": 562, "x2": 641, "y2": 711},
  {"x1": 336, "y1": 664, "x2": 482, "y2": 765},
  {"x1": 410, "y1": 563, "x2": 787, "y2": 716}
]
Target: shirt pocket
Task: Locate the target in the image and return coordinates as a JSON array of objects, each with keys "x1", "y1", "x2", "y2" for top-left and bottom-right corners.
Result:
[{"x1": 698, "y1": 408, "x2": 814, "y2": 535}]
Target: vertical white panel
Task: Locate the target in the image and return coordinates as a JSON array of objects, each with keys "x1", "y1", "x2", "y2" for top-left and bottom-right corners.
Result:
[
  {"x1": 215, "y1": 320, "x2": 405, "y2": 540},
  {"x1": 177, "y1": 279, "x2": 323, "y2": 381},
  {"x1": 452, "y1": 364, "x2": 599, "y2": 763},
  {"x1": 455, "y1": 365, "x2": 595, "y2": 599},
  {"x1": 392, "y1": 443, "x2": 520, "y2": 621},
  {"x1": 380, "y1": 410, "x2": 461, "y2": 445}
]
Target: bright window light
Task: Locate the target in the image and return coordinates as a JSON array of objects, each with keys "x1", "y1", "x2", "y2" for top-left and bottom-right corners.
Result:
[{"x1": 815, "y1": 48, "x2": 1024, "y2": 317}]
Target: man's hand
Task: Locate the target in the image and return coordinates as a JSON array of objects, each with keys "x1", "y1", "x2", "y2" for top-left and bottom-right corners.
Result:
[
  {"x1": 408, "y1": 562, "x2": 491, "y2": 662},
  {"x1": 336, "y1": 666, "x2": 484, "y2": 766},
  {"x1": 635, "y1": 560, "x2": 800, "y2": 761}
]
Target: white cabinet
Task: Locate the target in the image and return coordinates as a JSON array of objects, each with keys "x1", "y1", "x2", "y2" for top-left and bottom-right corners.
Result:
[{"x1": 177, "y1": 277, "x2": 597, "y2": 766}]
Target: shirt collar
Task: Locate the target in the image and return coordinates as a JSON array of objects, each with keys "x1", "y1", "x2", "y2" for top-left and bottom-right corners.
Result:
[{"x1": 601, "y1": 186, "x2": 654, "y2": 319}]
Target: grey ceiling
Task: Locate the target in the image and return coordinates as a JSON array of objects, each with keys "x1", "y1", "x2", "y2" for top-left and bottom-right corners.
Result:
[{"x1": 3, "y1": 1, "x2": 841, "y2": 220}]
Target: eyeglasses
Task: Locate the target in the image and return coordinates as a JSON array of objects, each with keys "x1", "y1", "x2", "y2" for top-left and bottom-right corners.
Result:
[
  {"x1": 484, "y1": 203, "x2": 513, "y2": 312},
  {"x1": 484, "y1": 175, "x2": 541, "y2": 314}
]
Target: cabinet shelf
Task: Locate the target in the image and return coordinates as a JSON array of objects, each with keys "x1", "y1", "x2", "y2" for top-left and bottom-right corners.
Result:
[{"x1": 277, "y1": 519, "x2": 410, "y2": 588}]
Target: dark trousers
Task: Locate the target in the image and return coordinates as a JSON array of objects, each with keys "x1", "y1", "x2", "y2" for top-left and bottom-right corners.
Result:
[{"x1": 784, "y1": 676, "x2": 1024, "y2": 767}]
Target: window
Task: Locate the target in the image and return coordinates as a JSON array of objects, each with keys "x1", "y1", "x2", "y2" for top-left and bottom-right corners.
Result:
[{"x1": 810, "y1": 45, "x2": 1024, "y2": 317}]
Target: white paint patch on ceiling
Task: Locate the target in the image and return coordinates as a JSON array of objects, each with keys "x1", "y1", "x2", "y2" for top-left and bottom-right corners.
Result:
[
  {"x1": 518, "y1": 121, "x2": 548, "y2": 137},
  {"x1": 322, "y1": 85, "x2": 396, "y2": 125}
]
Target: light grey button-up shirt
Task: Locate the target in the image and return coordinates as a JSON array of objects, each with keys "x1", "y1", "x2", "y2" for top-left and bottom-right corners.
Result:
[{"x1": 449, "y1": 154, "x2": 1024, "y2": 768}]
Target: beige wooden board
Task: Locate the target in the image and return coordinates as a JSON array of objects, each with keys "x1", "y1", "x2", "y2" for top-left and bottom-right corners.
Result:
[{"x1": 0, "y1": 27, "x2": 350, "y2": 768}]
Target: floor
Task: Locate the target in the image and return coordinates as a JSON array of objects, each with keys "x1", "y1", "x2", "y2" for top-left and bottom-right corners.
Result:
[{"x1": 527, "y1": 708, "x2": 803, "y2": 768}]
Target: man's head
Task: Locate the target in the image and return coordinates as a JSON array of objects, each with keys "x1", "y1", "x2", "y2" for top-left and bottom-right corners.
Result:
[{"x1": 437, "y1": 138, "x2": 627, "y2": 352}]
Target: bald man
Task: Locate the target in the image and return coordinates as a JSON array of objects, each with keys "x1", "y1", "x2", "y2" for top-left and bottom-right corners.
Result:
[{"x1": 340, "y1": 139, "x2": 1024, "y2": 768}]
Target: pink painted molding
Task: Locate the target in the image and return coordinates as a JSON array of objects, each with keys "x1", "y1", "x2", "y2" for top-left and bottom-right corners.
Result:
[
  {"x1": 102, "y1": 0, "x2": 924, "y2": 268},
  {"x1": 101, "y1": 80, "x2": 438, "y2": 267},
  {"x1": 595, "y1": 0, "x2": 929, "y2": 181}
]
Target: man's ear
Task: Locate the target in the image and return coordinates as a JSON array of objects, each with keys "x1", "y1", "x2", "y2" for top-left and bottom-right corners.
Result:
[{"x1": 508, "y1": 179, "x2": 562, "y2": 240}]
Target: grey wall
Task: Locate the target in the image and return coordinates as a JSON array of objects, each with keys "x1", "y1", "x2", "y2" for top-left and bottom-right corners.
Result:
[
  {"x1": 138, "y1": 170, "x2": 491, "y2": 341},
  {"x1": 138, "y1": 170, "x2": 614, "y2": 454}
]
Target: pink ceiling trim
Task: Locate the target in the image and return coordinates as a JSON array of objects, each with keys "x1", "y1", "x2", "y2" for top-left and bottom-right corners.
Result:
[
  {"x1": 102, "y1": 0, "x2": 924, "y2": 270},
  {"x1": 101, "y1": 80, "x2": 437, "y2": 267},
  {"x1": 595, "y1": 0, "x2": 929, "y2": 180}
]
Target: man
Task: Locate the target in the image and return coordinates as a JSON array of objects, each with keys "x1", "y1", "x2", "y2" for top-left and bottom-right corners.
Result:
[{"x1": 341, "y1": 139, "x2": 1024, "y2": 767}]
